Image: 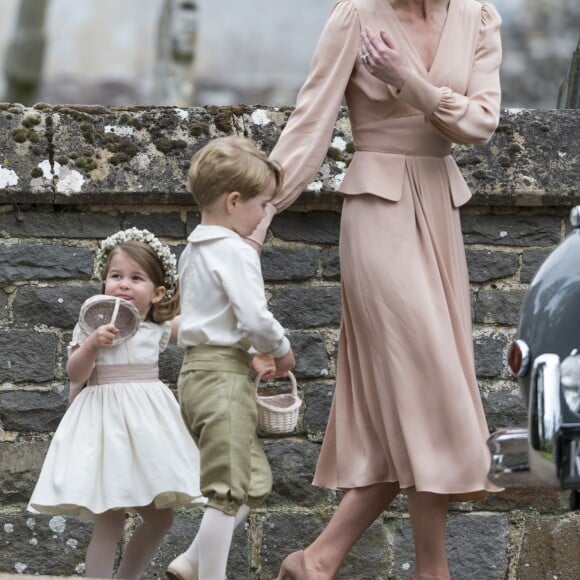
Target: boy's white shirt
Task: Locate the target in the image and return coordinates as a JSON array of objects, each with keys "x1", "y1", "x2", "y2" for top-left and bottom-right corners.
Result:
[{"x1": 178, "y1": 224, "x2": 290, "y2": 358}]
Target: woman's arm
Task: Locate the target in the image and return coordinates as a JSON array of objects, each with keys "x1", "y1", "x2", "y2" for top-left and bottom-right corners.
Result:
[
  {"x1": 247, "y1": 1, "x2": 360, "y2": 246},
  {"x1": 403, "y1": 4, "x2": 502, "y2": 145},
  {"x1": 362, "y1": 3, "x2": 502, "y2": 145},
  {"x1": 169, "y1": 315, "x2": 180, "y2": 344}
]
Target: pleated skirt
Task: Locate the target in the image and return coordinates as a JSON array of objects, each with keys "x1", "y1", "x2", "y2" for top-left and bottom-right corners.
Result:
[
  {"x1": 313, "y1": 157, "x2": 501, "y2": 500},
  {"x1": 29, "y1": 380, "x2": 204, "y2": 520}
]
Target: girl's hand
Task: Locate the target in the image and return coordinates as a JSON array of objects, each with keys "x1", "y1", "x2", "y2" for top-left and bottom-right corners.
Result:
[
  {"x1": 252, "y1": 353, "x2": 276, "y2": 380},
  {"x1": 66, "y1": 323, "x2": 117, "y2": 388},
  {"x1": 87, "y1": 323, "x2": 119, "y2": 349},
  {"x1": 360, "y1": 27, "x2": 410, "y2": 90}
]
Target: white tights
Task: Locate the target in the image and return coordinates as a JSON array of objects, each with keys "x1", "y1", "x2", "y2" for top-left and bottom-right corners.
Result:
[
  {"x1": 85, "y1": 503, "x2": 174, "y2": 579},
  {"x1": 184, "y1": 504, "x2": 251, "y2": 580}
]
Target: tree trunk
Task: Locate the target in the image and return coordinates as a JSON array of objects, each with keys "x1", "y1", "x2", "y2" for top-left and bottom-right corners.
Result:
[
  {"x1": 558, "y1": 37, "x2": 580, "y2": 109},
  {"x1": 153, "y1": 0, "x2": 198, "y2": 106},
  {"x1": 3, "y1": 0, "x2": 50, "y2": 105}
]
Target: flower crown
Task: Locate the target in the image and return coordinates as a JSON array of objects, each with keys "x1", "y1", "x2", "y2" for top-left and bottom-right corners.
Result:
[{"x1": 96, "y1": 228, "x2": 178, "y2": 297}]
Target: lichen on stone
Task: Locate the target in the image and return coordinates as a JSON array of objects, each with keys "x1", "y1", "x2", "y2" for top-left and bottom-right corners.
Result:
[
  {"x1": 75, "y1": 157, "x2": 98, "y2": 172},
  {"x1": 80, "y1": 122, "x2": 96, "y2": 144},
  {"x1": 326, "y1": 147, "x2": 345, "y2": 163},
  {"x1": 27, "y1": 130, "x2": 40, "y2": 144},
  {"x1": 190, "y1": 123, "x2": 210, "y2": 137},
  {"x1": 57, "y1": 107, "x2": 93, "y2": 123},
  {"x1": 11, "y1": 128, "x2": 27, "y2": 143},
  {"x1": 22, "y1": 114, "x2": 41, "y2": 128},
  {"x1": 153, "y1": 137, "x2": 187, "y2": 155},
  {"x1": 105, "y1": 133, "x2": 140, "y2": 165}
]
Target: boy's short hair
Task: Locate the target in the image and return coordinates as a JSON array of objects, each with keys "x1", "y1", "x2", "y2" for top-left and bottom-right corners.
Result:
[{"x1": 187, "y1": 136, "x2": 283, "y2": 208}]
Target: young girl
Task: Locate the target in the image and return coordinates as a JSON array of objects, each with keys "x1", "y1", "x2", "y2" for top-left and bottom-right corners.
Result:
[{"x1": 29, "y1": 228, "x2": 204, "y2": 579}]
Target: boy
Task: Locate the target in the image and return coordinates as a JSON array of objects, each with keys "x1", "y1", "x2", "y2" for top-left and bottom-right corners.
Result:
[{"x1": 167, "y1": 136, "x2": 295, "y2": 580}]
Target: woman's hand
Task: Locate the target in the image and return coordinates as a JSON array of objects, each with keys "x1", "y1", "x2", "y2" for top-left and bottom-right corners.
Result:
[{"x1": 360, "y1": 26, "x2": 410, "y2": 90}]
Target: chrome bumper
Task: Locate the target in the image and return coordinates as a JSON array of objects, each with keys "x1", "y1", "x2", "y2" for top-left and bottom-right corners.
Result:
[
  {"x1": 487, "y1": 427, "x2": 532, "y2": 488},
  {"x1": 488, "y1": 353, "x2": 580, "y2": 489}
]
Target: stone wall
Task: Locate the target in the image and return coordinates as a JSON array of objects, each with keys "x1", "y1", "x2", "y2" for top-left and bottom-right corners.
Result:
[{"x1": 0, "y1": 104, "x2": 579, "y2": 579}]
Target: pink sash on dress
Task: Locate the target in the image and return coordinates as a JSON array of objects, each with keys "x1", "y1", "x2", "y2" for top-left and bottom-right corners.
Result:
[{"x1": 87, "y1": 363, "x2": 159, "y2": 385}]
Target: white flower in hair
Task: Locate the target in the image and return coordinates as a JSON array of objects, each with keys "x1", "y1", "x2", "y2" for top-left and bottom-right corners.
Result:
[{"x1": 96, "y1": 228, "x2": 178, "y2": 297}]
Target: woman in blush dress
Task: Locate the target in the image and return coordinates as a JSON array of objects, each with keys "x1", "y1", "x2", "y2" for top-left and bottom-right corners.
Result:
[{"x1": 247, "y1": 1, "x2": 504, "y2": 578}]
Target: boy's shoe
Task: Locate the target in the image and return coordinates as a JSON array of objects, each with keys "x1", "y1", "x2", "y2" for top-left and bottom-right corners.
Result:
[{"x1": 166, "y1": 553, "x2": 197, "y2": 580}]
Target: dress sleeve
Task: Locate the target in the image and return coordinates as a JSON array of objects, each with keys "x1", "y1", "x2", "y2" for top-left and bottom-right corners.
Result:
[
  {"x1": 396, "y1": 2, "x2": 502, "y2": 145},
  {"x1": 248, "y1": 1, "x2": 360, "y2": 245},
  {"x1": 158, "y1": 321, "x2": 172, "y2": 353},
  {"x1": 67, "y1": 323, "x2": 88, "y2": 353}
]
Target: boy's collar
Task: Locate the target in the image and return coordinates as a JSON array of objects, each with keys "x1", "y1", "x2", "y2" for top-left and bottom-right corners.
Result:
[{"x1": 187, "y1": 224, "x2": 241, "y2": 243}]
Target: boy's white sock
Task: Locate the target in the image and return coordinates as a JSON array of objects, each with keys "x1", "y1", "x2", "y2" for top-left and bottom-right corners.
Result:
[
  {"x1": 198, "y1": 507, "x2": 235, "y2": 580},
  {"x1": 184, "y1": 505, "x2": 251, "y2": 580},
  {"x1": 185, "y1": 505, "x2": 250, "y2": 568}
]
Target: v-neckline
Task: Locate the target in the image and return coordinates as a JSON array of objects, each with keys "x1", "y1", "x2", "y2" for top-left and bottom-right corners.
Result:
[{"x1": 385, "y1": 0, "x2": 453, "y2": 75}]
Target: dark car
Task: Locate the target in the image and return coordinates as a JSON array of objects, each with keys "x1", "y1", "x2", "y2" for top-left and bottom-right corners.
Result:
[{"x1": 488, "y1": 206, "x2": 580, "y2": 509}]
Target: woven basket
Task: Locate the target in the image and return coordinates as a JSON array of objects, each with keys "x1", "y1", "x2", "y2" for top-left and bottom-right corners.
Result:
[{"x1": 254, "y1": 371, "x2": 301, "y2": 434}]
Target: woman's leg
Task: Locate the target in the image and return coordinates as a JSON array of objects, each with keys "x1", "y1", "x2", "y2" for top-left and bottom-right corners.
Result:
[
  {"x1": 279, "y1": 482, "x2": 399, "y2": 580},
  {"x1": 115, "y1": 503, "x2": 174, "y2": 580},
  {"x1": 85, "y1": 510, "x2": 126, "y2": 578},
  {"x1": 406, "y1": 490, "x2": 450, "y2": 580}
]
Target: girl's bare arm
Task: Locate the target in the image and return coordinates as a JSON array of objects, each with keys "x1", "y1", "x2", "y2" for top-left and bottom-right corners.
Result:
[{"x1": 66, "y1": 324, "x2": 118, "y2": 385}]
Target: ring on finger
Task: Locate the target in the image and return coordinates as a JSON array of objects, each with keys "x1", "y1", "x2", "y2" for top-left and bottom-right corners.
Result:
[{"x1": 361, "y1": 53, "x2": 370, "y2": 64}]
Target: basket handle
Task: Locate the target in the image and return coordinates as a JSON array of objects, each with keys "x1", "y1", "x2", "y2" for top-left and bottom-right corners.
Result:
[
  {"x1": 110, "y1": 297, "x2": 121, "y2": 326},
  {"x1": 254, "y1": 370, "x2": 297, "y2": 398}
]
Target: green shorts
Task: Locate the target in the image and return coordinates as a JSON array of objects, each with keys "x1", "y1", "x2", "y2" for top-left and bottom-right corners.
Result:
[{"x1": 178, "y1": 345, "x2": 272, "y2": 516}]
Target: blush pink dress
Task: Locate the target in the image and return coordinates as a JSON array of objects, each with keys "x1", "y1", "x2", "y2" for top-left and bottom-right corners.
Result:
[{"x1": 253, "y1": 0, "x2": 503, "y2": 500}]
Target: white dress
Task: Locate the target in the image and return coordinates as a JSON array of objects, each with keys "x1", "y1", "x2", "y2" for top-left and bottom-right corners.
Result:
[{"x1": 29, "y1": 321, "x2": 204, "y2": 520}]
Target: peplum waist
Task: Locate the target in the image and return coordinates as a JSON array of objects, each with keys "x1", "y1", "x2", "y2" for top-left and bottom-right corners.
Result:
[
  {"x1": 339, "y1": 116, "x2": 472, "y2": 208},
  {"x1": 87, "y1": 363, "x2": 159, "y2": 386}
]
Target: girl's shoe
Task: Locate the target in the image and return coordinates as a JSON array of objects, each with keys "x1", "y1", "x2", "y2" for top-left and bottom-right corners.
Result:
[
  {"x1": 166, "y1": 553, "x2": 197, "y2": 580},
  {"x1": 277, "y1": 550, "x2": 309, "y2": 580}
]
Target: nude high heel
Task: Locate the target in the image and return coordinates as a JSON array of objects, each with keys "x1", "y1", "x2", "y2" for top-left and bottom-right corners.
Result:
[{"x1": 277, "y1": 550, "x2": 309, "y2": 580}]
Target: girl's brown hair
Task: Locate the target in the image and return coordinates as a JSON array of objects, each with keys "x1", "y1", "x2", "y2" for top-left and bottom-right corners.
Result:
[{"x1": 102, "y1": 241, "x2": 180, "y2": 323}]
